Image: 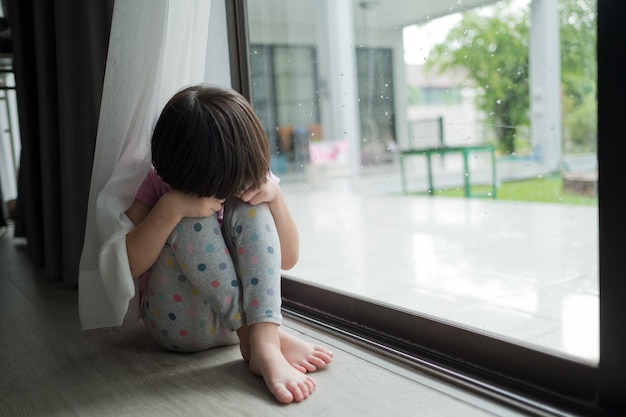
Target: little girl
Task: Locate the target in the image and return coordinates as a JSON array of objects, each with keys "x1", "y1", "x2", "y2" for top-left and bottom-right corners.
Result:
[{"x1": 124, "y1": 85, "x2": 332, "y2": 404}]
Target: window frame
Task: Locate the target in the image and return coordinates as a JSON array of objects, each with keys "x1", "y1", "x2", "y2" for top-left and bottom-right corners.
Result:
[{"x1": 227, "y1": 0, "x2": 626, "y2": 414}]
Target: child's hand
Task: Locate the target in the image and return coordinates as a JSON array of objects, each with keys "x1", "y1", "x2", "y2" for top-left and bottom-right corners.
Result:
[
  {"x1": 237, "y1": 180, "x2": 280, "y2": 206},
  {"x1": 163, "y1": 189, "x2": 224, "y2": 219}
]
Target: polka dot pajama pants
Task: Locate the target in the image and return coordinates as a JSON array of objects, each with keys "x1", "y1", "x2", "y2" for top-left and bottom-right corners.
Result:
[{"x1": 142, "y1": 198, "x2": 282, "y2": 352}]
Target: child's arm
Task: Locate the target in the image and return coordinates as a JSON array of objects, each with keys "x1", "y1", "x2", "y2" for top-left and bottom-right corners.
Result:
[
  {"x1": 238, "y1": 180, "x2": 299, "y2": 270},
  {"x1": 125, "y1": 190, "x2": 224, "y2": 278}
]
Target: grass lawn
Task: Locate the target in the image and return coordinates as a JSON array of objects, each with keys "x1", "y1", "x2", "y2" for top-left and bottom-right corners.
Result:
[{"x1": 422, "y1": 174, "x2": 598, "y2": 206}]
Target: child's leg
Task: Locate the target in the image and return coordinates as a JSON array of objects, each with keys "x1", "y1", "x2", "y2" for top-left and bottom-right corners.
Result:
[
  {"x1": 146, "y1": 207, "x2": 329, "y2": 365},
  {"x1": 221, "y1": 199, "x2": 282, "y2": 326},
  {"x1": 168, "y1": 214, "x2": 246, "y2": 331},
  {"x1": 222, "y1": 198, "x2": 333, "y2": 372},
  {"x1": 142, "y1": 274, "x2": 239, "y2": 352},
  {"x1": 222, "y1": 199, "x2": 318, "y2": 403},
  {"x1": 143, "y1": 214, "x2": 243, "y2": 352}
]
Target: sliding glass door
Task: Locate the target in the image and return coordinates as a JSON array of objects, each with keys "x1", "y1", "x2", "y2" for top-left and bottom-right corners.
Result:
[{"x1": 227, "y1": 0, "x2": 624, "y2": 413}]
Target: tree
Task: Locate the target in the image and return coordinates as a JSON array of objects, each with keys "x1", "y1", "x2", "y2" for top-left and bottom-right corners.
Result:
[
  {"x1": 559, "y1": 0, "x2": 596, "y2": 153},
  {"x1": 425, "y1": 0, "x2": 597, "y2": 155},
  {"x1": 425, "y1": 3, "x2": 530, "y2": 154}
]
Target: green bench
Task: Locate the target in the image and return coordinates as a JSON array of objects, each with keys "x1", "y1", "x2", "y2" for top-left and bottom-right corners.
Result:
[{"x1": 400, "y1": 144, "x2": 497, "y2": 199}]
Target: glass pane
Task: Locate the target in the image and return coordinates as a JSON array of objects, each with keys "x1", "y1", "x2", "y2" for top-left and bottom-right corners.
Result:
[{"x1": 248, "y1": 0, "x2": 598, "y2": 363}]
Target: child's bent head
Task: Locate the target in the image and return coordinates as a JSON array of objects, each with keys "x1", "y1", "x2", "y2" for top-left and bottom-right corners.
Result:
[{"x1": 151, "y1": 85, "x2": 270, "y2": 199}]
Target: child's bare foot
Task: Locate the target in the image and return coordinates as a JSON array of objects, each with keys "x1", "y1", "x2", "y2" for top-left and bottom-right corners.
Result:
[
  {"x1": 238, "y1": 326, "x2": 333, "y2": 374},
  {"x1": 248, "y1": 323, "x2": 317, "y2": 404},
  {"x1": 279, "y1": 330, "x2": 333, "y2": 373}
]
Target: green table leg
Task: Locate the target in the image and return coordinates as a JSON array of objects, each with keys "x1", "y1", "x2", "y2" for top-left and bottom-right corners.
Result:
[
  {"x1": 426, "y1": 151, "x2": 434, "y2": 195},
  {"x1": 462, "y1": 149, "x2": 471, "y2": 198},
  {"x1": 400, "y1": 154, "x2": 407, "y2": 193}
]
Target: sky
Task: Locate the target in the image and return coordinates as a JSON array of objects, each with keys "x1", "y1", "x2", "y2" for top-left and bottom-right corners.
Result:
[
  {"x1": 403, "y1": 0, "x2": 531, "y2": 65},
  {"x1": 403, "y1": 14, "x2": 462, "y2": 65}
]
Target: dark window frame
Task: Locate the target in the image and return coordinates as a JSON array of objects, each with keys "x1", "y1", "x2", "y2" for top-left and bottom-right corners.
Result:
[{"x1": 227, "y1": 0, "x2": 626, "y2": 414}]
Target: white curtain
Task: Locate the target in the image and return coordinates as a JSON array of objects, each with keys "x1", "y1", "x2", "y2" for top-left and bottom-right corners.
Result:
[
  {"x1": 78, "y1": 0, "x2": 220, "y2": 330},
  {"x1": 0, "y1": 72, "x2": 19, "y2": 204}
]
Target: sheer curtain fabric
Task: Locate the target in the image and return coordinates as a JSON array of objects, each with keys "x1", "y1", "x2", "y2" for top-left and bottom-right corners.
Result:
[{"x1": 78, "y1": 0, "x2": 214, "y2": 330}]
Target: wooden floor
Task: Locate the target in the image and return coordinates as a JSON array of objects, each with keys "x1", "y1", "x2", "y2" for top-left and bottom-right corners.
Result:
[{"x1": 0, "y1": 226, "x2": 528, "y2": 417}]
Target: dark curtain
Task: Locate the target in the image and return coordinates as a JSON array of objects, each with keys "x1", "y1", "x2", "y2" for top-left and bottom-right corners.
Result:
[{"x1": 7, "y1": 0, "x2": 114, "y2": 284}]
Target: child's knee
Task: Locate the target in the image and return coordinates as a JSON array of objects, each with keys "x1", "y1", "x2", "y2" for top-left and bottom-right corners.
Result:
[
  {"x1": 178, "y1": 214, "x2": 221, "y2": 230},
  {"x1": 224, "y1": 198, "x2": 273, "y2": 227},
  {"x1": 171, "y1": 214, "x2": 223, "y2": 246}
]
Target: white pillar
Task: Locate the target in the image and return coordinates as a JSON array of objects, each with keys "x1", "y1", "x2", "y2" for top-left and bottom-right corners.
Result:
[
  {"x1": 316, "y1": 0, "x2": 361, "y2": 173},
  {"x1": 530, "y1": 0, "x2": 562, "y2": 172},
  {"x1": 392, "y1": 30, "x2": 409, "y2": 153}
]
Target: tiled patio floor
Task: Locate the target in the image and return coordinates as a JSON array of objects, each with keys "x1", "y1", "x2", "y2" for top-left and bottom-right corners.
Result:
[{"x1": 279, "y1": 155, "x2": 598, "y2": 363}]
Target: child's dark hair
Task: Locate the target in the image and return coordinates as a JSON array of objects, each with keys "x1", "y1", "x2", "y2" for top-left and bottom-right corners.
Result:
[{"x1": 151, "y1": 85, "x2": 270, "y2": 199}]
